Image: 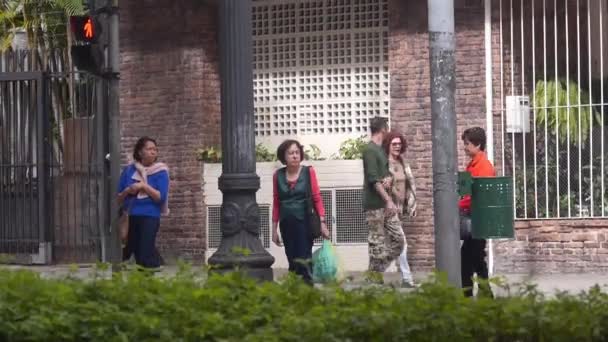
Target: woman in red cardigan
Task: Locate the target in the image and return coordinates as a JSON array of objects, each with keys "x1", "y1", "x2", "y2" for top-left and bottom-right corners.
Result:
[
  {"x1": 271, "y1": 139, "x2": 330, "y2": 283},
  {"x1": 459, "y1": 127, "x2": 496, "y2": 298}
]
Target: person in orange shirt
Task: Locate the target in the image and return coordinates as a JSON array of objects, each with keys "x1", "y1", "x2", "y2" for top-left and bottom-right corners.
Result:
[{"x1": 459, "y1": 127, "x2": 495, "y2": 298}]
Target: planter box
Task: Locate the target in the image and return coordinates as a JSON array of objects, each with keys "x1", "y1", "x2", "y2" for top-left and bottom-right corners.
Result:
[
  {"x1": 202, "y1": 159, "x2": 393, "y2": 272},
  {"x1": 202, "y1": 160, "x2": 364, "y2": 205}
]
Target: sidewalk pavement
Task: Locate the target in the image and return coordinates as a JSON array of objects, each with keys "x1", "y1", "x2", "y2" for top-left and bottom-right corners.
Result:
[{"x1": 3, "y1": 264, "x2": 608, "y2": 296}]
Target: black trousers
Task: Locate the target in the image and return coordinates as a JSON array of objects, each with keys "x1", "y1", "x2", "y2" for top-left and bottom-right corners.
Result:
[
  {"x1": 280, "y1": 216, "x2": 313, "y2": 284},
  {"x1": 461, "y1": 237, "x2": 492, "y2": 297},
  {"x1": 122, "y1": 216, "x2": 161, "y2": 269}
]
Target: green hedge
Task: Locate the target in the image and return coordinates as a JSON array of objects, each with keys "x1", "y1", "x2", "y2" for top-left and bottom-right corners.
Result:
[{"x1": 1, "y1": 266, "x2": 608, "y2": 341}]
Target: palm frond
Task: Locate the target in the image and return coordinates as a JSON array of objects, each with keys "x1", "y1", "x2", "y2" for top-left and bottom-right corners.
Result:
[
  {"x1": 0, "y1": 0, "x2": 85, "y2": 50},
  {"x1": 0, "y1": 9, "x2": 18, "y2": 23},
  {"x1": 534, "y1": 78, "x2": 601, "y2": 146},
  {"x1": 0, "y1": 33, "x2": 14, "y2": 51},
  {"x1": 54, "y1": 0, "x2": 85, "y2": 15}
]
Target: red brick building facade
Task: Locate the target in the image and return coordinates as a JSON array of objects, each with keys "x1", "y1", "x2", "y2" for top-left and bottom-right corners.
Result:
[
  {"x1": 120, "y1": 1, "x2": 220, "y2": 261},
  {"x1": 119, "y1": 0, "x2": 608, "y2": 272}
]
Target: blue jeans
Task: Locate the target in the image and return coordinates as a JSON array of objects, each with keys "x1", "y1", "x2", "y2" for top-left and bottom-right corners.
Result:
[
  {"x1": 280, "y1": 216, "x2": 313, "y2": 284},
  {"x1": 123, "y1": 216, "x2": 160, "y2": 268}
]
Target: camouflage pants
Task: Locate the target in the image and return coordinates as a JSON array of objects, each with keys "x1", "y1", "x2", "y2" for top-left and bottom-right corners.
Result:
[{"x1": 366, "y1": 208, "x2": 405, "y2": 273}]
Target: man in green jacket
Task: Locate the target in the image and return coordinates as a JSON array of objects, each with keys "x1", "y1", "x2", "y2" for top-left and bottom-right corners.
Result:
[{"x1": 362, "y1": 117, "x2": 404, "y2": 283}]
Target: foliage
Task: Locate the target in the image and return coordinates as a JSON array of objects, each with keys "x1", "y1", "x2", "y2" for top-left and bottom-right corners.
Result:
[
  {"x1": 196, "y1": 144, "x2": 278, "y2": 163},
  {"x1": 2, "y1": 267, "x2": 608, "y2": 341},
  {"x1": 1, "y1": 0, "x2": 89, "y2": 165},
  {"x1": 582, "y1": 155, "x2": 608, "y2": 216},
  {"x1": 334, "y1": 135, "x2": 368, "y2": 160},
  {"x1": 513, "y1": 78, "x2": 607, "y2": 218},
  {"x1": 513, "y1": 148, "x2": 608, "y2": 218},
  {"x1": 534, "y1": 79, "x2": 601, "y2": 145},
  {"x1": 0, "y1": 0, "x2": 85, "y2": 52},
  {"x1": 196, "y1": 145, "x2": 222, "y2": 163},
  {"x1": 304, "y1": 144, "x2": 323, "y2": 161},
  {"x1": 0, "y1": 254, "x2": 14, "y2": 264},
  {"x1": 197, "y1": 136, "x2": 375, "y2": 163},
  {"x1": 255, "y1": 143, "x2": 276, "y2": 162},
  {"x1": 512, "y1": 134, "x2": 585, "y2": 219}
]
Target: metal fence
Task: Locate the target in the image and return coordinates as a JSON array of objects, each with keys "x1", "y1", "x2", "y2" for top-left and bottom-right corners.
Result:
[
  {"x1": 494, "y1": 0, "x2": 608, "y2": 219},
  {"x1": 0, "y1": 49, "x2": 108, "y2": 263},
  {"x1": 0, "y1": 71, "x2": 49, "y2": 263}
]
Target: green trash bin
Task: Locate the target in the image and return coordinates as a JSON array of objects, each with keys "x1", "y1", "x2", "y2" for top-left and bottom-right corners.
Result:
[{"x1": 470, "y1": 177, "x2": 514, "y2": 239}]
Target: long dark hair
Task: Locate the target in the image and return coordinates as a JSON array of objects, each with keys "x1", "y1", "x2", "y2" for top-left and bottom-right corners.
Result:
[{"x1": 133, "y1": 136, "x2": 157, "y2": 162}]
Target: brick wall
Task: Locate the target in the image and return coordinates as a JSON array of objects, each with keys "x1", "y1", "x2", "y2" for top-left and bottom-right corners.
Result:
[
  {"x1": 117, "y1": 0, "x2": 608, "y2": 272},
  {"x1": 120, "y1": 0, "x2": 220, "y2": 262},
  {"x1": 389, "y1": 0, "x2": 488, "y2": 271},
  {"x1": 495, "y1": 220, "x2": 608, "y2": 273}
]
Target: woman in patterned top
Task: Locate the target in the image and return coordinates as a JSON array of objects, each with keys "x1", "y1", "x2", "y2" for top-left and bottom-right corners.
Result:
[{"x1": 383, "y1": 130, "x2": 417, "y2": 288}]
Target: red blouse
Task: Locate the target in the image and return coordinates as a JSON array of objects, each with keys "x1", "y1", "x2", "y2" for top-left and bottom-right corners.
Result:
[
  {"x1": 459, "y1": 152, "x2": 496, "y2": 212},
  {"x1": 272, "y1": 166, "x2": 325, "y2": 223}
]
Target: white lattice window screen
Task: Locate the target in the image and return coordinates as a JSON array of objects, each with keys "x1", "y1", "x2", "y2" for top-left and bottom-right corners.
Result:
[
  {"x1": 252, "y1": 0, "x2": 390, "y2": 137},
  {"x1": 207, "y1": 206, "x2": 222, "y2": 249},
  {"x1": 335, "y1": 188, "x2": 368, "y2": 244},
  {"x1": 317, "y1": 188, "x2": 367, "y2": 244},
  {"x1": 313, "y1": 190, "x2": 334, "y2": 244}
]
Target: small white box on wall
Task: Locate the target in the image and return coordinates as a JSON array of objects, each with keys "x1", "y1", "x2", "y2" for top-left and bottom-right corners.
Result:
[{"x1": 505, "y1": 95, "x2": 531, "y2": 133}]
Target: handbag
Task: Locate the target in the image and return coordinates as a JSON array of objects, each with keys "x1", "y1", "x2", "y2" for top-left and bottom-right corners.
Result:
[
  {"x1": 118, "y1": 209, "x2": 129, "y2": 243},
  {"x1": 305, "y1": 166, "x2": 322, "y2": 240},
  {"x1": 118, "y1": 190, "x2": 137, "y2": 244},
  {"x1": 460, "y1": 213, "x2": 472, "y2": 240},
  {"x1": 118, "y1": 200, "x2": 133, "y2": 243}
]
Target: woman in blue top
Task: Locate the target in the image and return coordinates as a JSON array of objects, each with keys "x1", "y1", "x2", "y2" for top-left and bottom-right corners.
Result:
[{"x1": 117, "y1": 136, "x2": 170, "y2": 268}]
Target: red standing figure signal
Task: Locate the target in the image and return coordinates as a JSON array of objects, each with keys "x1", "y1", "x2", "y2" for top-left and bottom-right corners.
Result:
[
  {"x1": 70, "y1": 15, "x2": 97, "y2": 43},
  {"x1": 83, "y1": 18, "x2": 94, "y2": 39}
]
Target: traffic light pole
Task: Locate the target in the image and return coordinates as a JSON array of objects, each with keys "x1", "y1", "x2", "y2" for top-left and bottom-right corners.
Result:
[
  {"x1": 106, "y1": 0, "x2": 122, "y2": 269},
  {"x1": 428, "y1": 0, "x2": 462, "y2": 287}
]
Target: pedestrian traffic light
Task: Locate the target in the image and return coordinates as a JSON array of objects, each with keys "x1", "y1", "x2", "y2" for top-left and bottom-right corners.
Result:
[
  {"x1": 70, "y1": 15, "x2": 104, "y2": 75},
  {"x1": 70, "y1": 16, "x2": 99, "y2": 43}
]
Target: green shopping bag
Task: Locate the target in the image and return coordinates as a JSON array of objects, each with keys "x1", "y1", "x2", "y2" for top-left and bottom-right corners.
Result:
[{"x1": 312, "y1": 240, "x2": 338, "y2": 283}]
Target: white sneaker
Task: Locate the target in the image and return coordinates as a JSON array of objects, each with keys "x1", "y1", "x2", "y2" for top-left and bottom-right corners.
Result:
[{"x1": 401, "y1": 280, "x2": 417, "y2": 288}]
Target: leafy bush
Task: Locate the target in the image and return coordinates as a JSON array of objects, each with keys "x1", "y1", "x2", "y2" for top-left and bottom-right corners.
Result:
[
  {"x1": 304, "y1": 144, "x2": 323, "y2": 161},
  {"x1": 196, "y1": 145, "x2": 222, "y2": 163},
  {"x1": 254, "y1": 143, "x2": 276, "y2": 162},
  {"x1": 197, "y1": 137, "x2": 370, "y2": 163},
  {"x1": 534, "y1": 79, "x2": 601, "y2": 145},
  {"x1": 1, "y1": 266, "x2": 608, "y2": 341},
  {"x1": 335, "y1": 135, "x2": 368, "y2": 160},
  {"x1": 196, "y1": 144, "x2": 277, "y2": 163}
]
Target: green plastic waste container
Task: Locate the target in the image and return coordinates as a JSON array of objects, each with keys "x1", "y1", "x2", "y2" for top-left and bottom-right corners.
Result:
[{"x1": 470, "y1": 177, "x2": 514, "y2": 239}]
